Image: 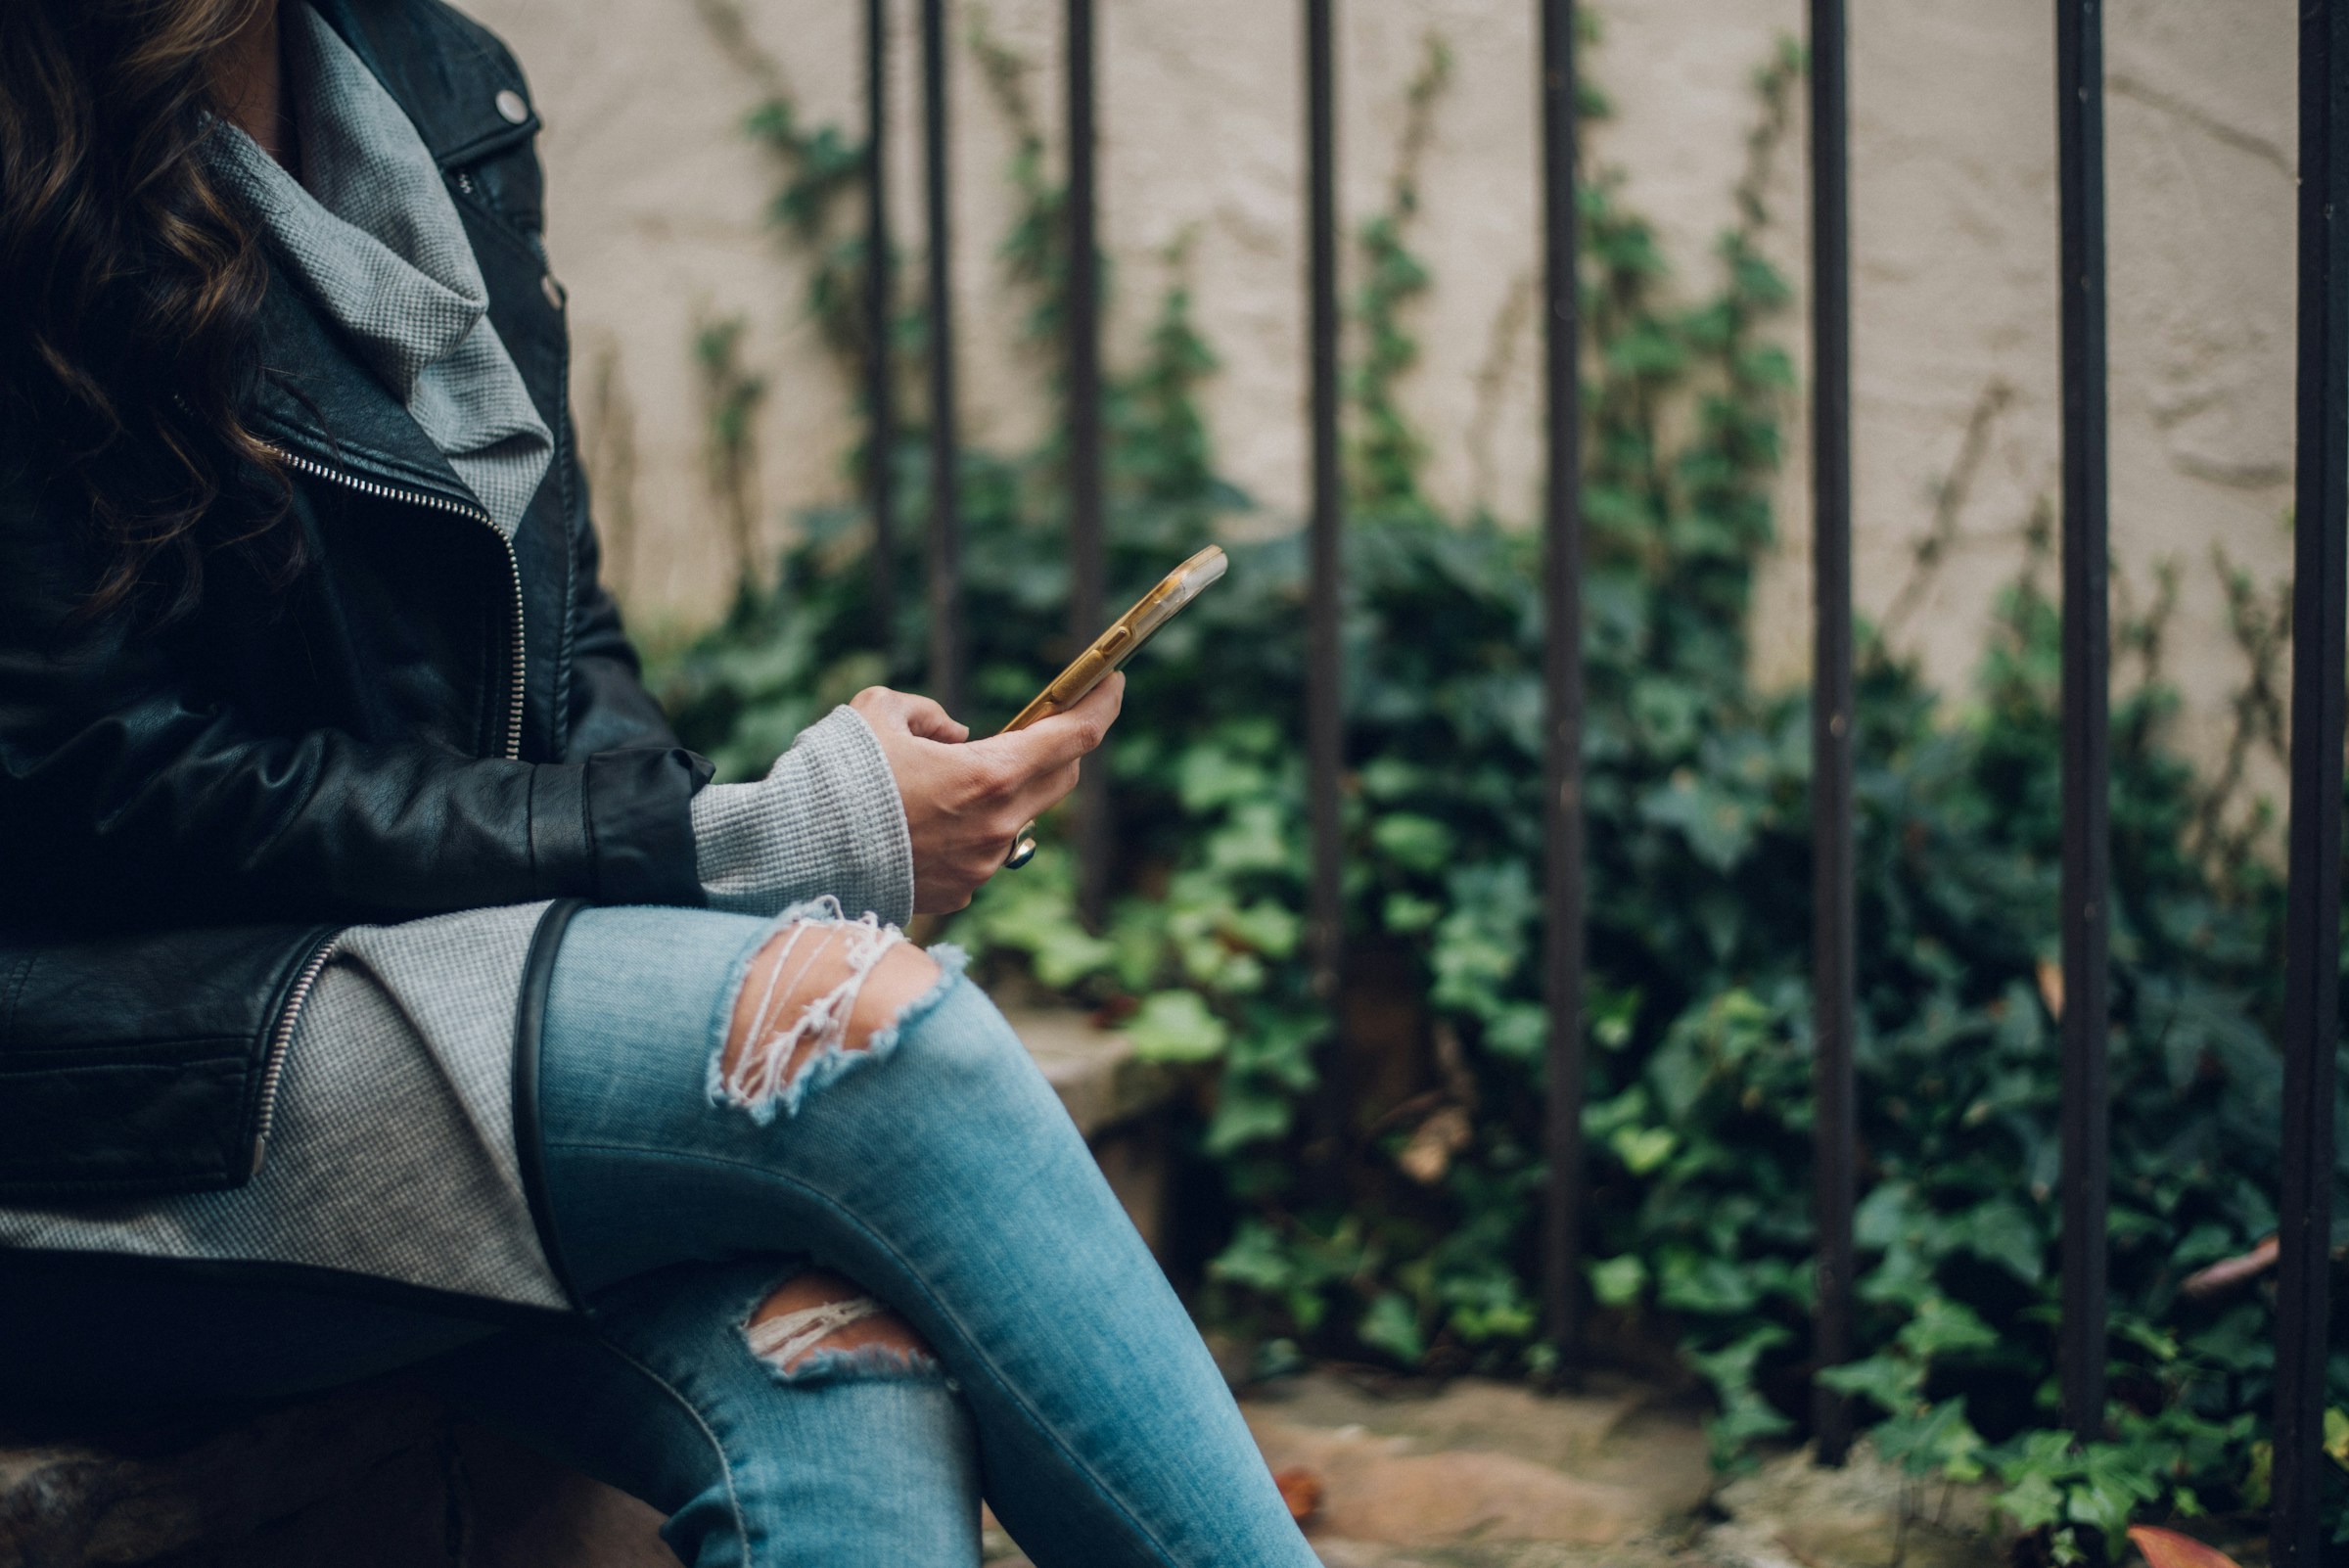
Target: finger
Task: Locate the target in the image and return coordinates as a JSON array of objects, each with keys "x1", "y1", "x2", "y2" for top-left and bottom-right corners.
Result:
[
  {"x1": 1070, "y1": 669, "x2": 1125, "y2": 725},
  {"x1": 1004, "y1": 760, "x2": 1082, "y2": 826},
  {"x1": 850, "y1": 685, "x2": 918, "y2": 734},
  {"x1": 898, "y1": 694, "x2": 969, "y2": 743}
]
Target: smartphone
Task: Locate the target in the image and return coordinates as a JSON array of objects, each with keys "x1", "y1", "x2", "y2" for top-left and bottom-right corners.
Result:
[{"x1": 998, "y1": 545, "x2": 1228, "y2": 735}]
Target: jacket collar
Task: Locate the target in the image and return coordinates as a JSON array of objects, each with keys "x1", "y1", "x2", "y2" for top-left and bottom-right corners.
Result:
[
  {"x1": 251, "y1": 256, "x2": 487, "y2": 519},
  {"x1": 246, "y1": 0, "x2": 537, "y2": 514},
  {"x1": 304, "y1": 0, "x2": 540, "y2": 168}
]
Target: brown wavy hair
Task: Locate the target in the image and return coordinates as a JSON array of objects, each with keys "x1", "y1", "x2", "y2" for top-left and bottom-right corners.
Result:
[{"x1": 0, "y1": 0, "x2": 298, "y2": 626}]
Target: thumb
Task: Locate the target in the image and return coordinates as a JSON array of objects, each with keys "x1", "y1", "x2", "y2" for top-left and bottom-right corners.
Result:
[{"x1": 985, "y1": 670, "x2": 1126, "y2": 774}]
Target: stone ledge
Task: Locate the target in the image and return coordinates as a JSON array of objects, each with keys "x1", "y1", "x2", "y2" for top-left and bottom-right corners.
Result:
[
  {"x1": 0, "y1": 1388, "x2": 445, "y2": 1568},
  {"x1": 1003, "y1": 1005, "x2": 1175, "y2": 1141}
]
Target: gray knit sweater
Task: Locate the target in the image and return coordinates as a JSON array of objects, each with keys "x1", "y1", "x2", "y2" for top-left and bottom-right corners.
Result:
[{"x1": 0, "y1": 7, "x2": 913, "y2": 1311}]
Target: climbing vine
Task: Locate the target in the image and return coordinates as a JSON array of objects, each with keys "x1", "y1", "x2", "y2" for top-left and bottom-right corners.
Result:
[{"x1": 655, "y1": 12, "x2": 2349, "y2": 1561}]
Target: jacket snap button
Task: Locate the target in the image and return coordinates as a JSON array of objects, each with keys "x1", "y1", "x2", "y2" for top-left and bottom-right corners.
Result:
[
  {"x1": 495, "y1": 89, "x2": 530, "y2": 124},
  {"x1": 540, "y1": 273, "x2": 565, "y2": 309}
]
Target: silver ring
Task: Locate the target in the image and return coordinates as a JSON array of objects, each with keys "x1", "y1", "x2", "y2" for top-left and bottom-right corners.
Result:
[{"x1": 1004, "y1": 820, "x2": 1039, "y2": 870}]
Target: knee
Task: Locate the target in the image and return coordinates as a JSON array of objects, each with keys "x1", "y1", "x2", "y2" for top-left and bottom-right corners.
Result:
[
  {"x1": 717, "y1": 918, "x2": 942, "y2": 1117},
  {"x1": 744, "y1": 1268, "x2": 938, "y2": 1378}
]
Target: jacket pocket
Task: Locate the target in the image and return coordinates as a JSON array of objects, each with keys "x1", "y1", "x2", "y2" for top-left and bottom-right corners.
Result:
[
  {"x1": 0, "y1": 1047, "x2": 254, "y2": 1199},
  {"x1": 0, "y1": 923, "x2": 337, "y2": 1200}
]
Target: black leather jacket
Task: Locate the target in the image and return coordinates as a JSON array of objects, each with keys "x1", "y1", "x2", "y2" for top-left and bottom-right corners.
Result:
[{"x1": 0, "y1": 0, "x2": 709, "y2": 1205}]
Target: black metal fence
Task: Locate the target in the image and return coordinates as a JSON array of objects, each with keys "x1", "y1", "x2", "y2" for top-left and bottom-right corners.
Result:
[{"x1": 867, "y1": 2, "x2": 2347, "y2": 1555}]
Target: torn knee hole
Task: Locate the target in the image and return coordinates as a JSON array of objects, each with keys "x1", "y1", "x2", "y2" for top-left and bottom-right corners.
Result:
[
  {"x1": 714, "y1": 900, "x2": 942, "y2": 1120},
  {"x1": 744, "y1": 1274, "x2": 937, "y2": 1379}
]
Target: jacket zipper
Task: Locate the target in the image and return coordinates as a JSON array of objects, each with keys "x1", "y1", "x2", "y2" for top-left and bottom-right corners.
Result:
[
  {"x1": 245, "y1": 446, "x2": 530, "y2": 1175},
  {"x1": 251, "y1": 936, "x2": 341, "y2": 1176},
  {"x1": 264, "y1": 444, "x2": 527, "y2": 759}
]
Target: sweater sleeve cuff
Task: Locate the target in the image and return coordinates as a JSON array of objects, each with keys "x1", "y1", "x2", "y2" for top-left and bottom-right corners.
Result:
[{"x1": 688, "y1": 705, "x2": 915, "y2": 926}]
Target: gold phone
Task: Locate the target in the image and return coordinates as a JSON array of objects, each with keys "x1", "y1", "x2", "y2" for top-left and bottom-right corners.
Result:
[
  {"x1": 999, "y1": 545, "x2": 1228, "y2": 735},
  {"x1": 994, "y1": 544, "x2": 1228, "y2": 866}
]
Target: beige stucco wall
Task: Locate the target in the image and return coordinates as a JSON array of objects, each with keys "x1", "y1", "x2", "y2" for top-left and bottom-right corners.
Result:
[{"x1": 469, "y1": 0, "x2": 2300, "y2": 810}]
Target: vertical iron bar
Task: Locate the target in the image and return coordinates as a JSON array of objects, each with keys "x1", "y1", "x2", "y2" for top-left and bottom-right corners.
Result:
[
  {"x1": 922, "y1": 0, "x2": 963, "y2": 715},
  {"x1": 866, "y1": 0, "x2": 898, "y2": 664},
  {"x1": 1304, "y1": 0, "x2": 1347, "y2": 1181},
  {"x1": 1808, "y1": 0, "x2": 1857, "y2": 1469},
  {"x1": 1067, "y1": 0, "x2": 1109, "y2": 927},
  {"x1": 2054, "y1": 0, "x2": 2110, "y2": 1445},
  {"x1": 1537, "y1": 0, "x2": 1587, "y2": 1365},
  {"x1": 2273, "y1": 0, "x2": 2347, "y2": 1559}
]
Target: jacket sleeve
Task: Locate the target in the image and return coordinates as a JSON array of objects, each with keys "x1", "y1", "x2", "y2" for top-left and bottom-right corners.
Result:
[{"x1": 0, "y1": 498, "x2": 706, "y2": 932}]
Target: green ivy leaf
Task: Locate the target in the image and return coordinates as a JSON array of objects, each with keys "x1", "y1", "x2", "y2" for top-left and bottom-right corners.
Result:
[
  {"x1": 1895, "y1": 1296, "x2": 2000, "y2": 1363},
  {"x1": 1950, "y1": 1198, "x2": 2045, "y2": 1284},
  {"x1": 1658, "y1": 1249, "x2": 1761, "y2": 1314},
  {"x1": 1997, "y1": 1468, "x2": 2067, "y2": 1533},
  {"x1": 1483, "y1": 1001, "x2": 1547, "y2": 1062},
  {"x1": 1817, "y1": 1353, "x2": 1922, "y2": 1414},
  {"x1": 1202, "y1": 801, "x2": 1292, "y2": 876},
  {"x1": 1610, "y1": 1125, "x2": 1679, "y2": 1176},
  {"x1": 1174, "y1": 744, "x2": 1271, "y2": 812},
  {"x1": 1442, "y1": 1269, "x2": 1538, "y2": 1342},
  {"x1": 1209, "y1": 1220, "x2": 1294, "y2": 1294},
  {"x1": 1686, "y1": 1324, "x2": 1795, "y2": 1466},
  {"x1": 1588, "y1": 1253, "x2": 1649, "y2": 1307},
  {"x1": 2069, "y1": 1444, "x2": 2163, "y2": 1542},
  {"x1": 1589, "y1": 985, "x2": 1641, "y2": 1050},
  {"x1": 1645, "y1": 758, "x2": 1753, "y2": 861},
  {"x1": 1357, "y1": 756, "x2": 1422, "y2": 801},
  {"x1": 1873, "y1": 1397, "x2": 1985, "y2": 1482},
  {"x1": 1127, "y1": 991, "x2": 1230, "y2": 1062},
  {"x1": 1029, "y1": 924, "x2": 1117, "y2": 990},
  {"x1": 1221, "y1": 899, "x2": 1304, "y2": 958},
  {"x1": 1359, "y1": 1292, "x2": 1427, "y2": 1364},
  {"x1": 1205, "y1": 1078, "x2": 1294, "y2": 1155},
  {"x1": 1383, "y1": 891, "x2": 1443, "y2": 933},
  {"x1": 1370, "y1": 812, "x2": 1456, "y2": 874}
]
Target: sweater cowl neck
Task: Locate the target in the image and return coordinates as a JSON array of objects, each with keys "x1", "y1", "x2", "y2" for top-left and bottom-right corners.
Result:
[{"x1": 208, "y1": 3, "x2": 552, "y2": 536}]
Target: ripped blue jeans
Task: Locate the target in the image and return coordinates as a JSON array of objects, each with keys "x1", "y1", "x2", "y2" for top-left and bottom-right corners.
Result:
[{"x1": 452, "y1": 902, "x2": 1314, "y2": 1568}]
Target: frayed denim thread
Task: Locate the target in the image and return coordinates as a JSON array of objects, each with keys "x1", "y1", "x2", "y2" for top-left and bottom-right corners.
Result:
[
  {"x1": 704, "y1": 897, "x2": 969, "y2": 1126},
  {"x1": 734, "y1": 1268, "x2": 954, "y2": 1389}
]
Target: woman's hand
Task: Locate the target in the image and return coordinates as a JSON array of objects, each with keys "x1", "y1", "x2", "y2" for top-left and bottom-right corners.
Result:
[{"x1": 850, "y1": 674, "x2": 1126, "y2": 913}]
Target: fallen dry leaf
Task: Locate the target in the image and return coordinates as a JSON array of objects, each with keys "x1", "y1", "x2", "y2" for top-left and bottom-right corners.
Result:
[
  {"x1": 2126, "y1": 1524, "x2": 2241, "y2": 1568},
  {"x1": 2036, "y1": 955, "x2": 2064, "y2": 1021},
  {"x1": 1397, "y1": 1105, "x2": 1473, "y2": 1185},
  {"x1": 1273, "y1": 1463, "x2": 1324, "y2": 1523},
  {"x1": 2180, "y1": 1235, "x2": 2279, "y2": 1299}
]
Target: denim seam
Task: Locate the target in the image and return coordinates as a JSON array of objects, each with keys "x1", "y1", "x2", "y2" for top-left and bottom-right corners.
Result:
[
  {"x1": 541, "y1": 1138, "x2": 1187, "y2": 1568},
  {"x1": 582, "y1": 1330, "x2": 756, "y2": 1566}
]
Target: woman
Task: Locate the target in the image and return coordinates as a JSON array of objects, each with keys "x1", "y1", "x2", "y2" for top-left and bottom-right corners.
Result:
[{"x1": 0, "y1": 2, "x2": 1315, "y2": 1563}]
